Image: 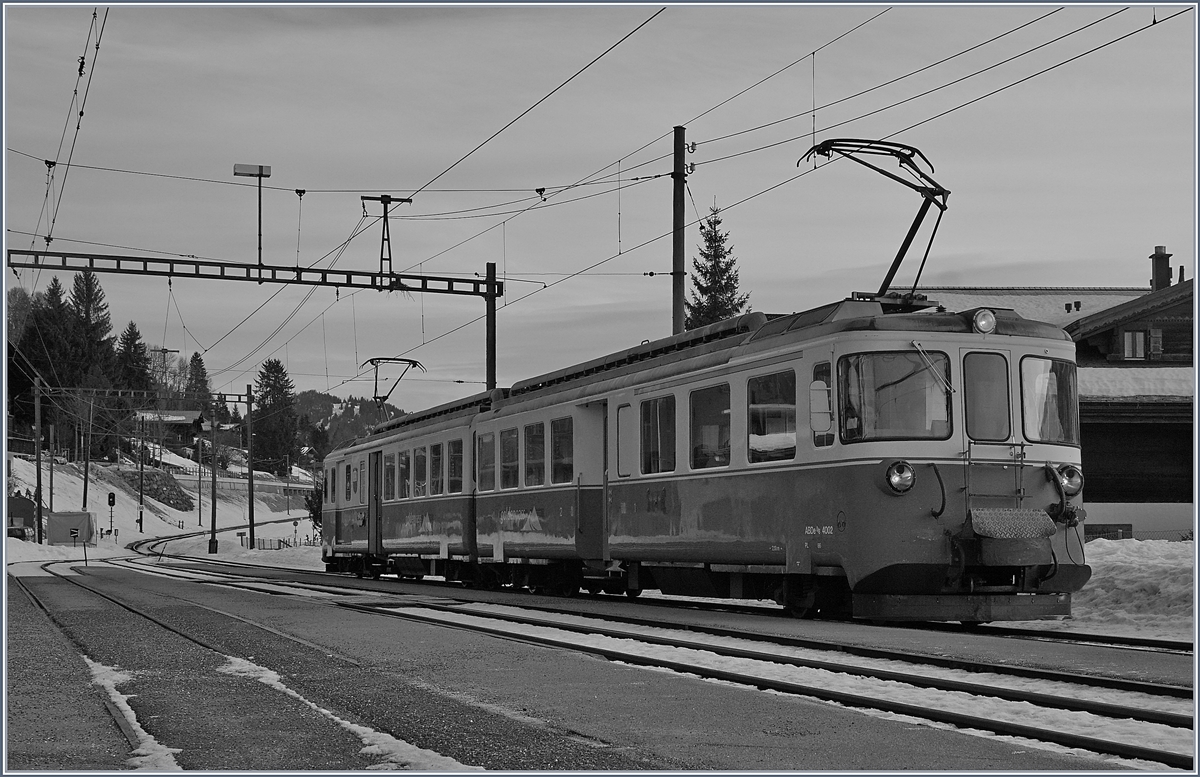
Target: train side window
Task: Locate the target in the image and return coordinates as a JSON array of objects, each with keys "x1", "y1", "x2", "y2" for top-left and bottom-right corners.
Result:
[
  {"x1": 414, "y1": 446, "x2": 428, "y2": 497},
  {"x1": 616, "y1": 405, "x2": 635, "y2": 478},
  {"x1": 964, "y1": 352, "x2": 1011, "y2": 441},
  {"x1": 641, "y1": 395, "x2": 676, "y2": 474},
  {"x1": 525, "y1": 422, "x2": 546, "y2": 487},
  {"x1": 810, "y1": 362, "x2": 834, "y2": 447},
  {"x1": 344, "y1": 464, "x2": 352, "y2": 502},
  {"x1": 748, "y1": 371, "x2": 796, "y2": 462},
  {"x1": 691, "y1": 384, "x2": 730, "y2": 469},
  {"x1": 324, "y1": 468, "x2": 329, "y2": 503},
  {"x1": 327, "y1": 467, "x2": 334, "y2": 504},
  {"x1": 448, "y1": 439, "x2": 464, "y2": 493},
  {"x1": 477, "y1": 432, "x2": 496, "y2": 491},
  {"x1": 499, "y1": 429, "x2": 519, "y2": 489},
  {"x1": 551, "y1": 417, "x2": 574, "y2": 484},
  {"x1": 357, "y1": 463, "x2": 365, "y2": 505},
  {"x1": 429, "y1": 443, "x2": 444, "y2": 495},
  {"x1": 398, "y1": 450, "x2": 411, "y2": 499},
  {"x1": 383, "y1": 453, "x2": 396, "y2": 500}
]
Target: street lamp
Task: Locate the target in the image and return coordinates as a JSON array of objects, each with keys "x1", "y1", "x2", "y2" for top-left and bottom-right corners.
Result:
[{"x1": 233, "y1": 163, "x2": 271, "y2": 283}]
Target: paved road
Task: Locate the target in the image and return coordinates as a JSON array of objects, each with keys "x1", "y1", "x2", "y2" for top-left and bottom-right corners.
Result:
[{"x1": 7, "y1": 561, "x2": 1132, "y2": 771}]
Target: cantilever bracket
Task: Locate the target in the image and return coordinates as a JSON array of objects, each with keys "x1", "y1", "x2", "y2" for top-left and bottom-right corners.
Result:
[
  {"x1": 362, "y1": 357, "x2": 426, "y2": 418},
  {"x1": 801, "y1": 139, "x2": 950, "y2": 297}
]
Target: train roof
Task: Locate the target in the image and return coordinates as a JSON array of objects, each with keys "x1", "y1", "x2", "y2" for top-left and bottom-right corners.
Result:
[
  {"x1": 508, "y1": 311, "x2": 768, "y2": 396},
  {"x1": 328, "y1": 294, "x2": 1069, "y2": 456}
]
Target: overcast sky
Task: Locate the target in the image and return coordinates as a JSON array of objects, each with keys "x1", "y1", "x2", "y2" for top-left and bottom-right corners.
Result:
[{"x1": 5, "y1": 4, "x2": 1195, "y2": 412}]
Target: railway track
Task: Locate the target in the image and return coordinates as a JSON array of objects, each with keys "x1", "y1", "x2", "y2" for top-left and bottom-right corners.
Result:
[
  {"x1": 136, "y1": 536, "x2": 1194, "y2": 657},
  {"x1": 94, "y1": 554, "x2": 1196, "y2": 770}
]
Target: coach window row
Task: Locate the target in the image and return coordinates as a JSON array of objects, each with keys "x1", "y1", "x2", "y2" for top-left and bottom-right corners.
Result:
[
  {"x1": 377, "y1": 440, "x2": 465, "y2": 501},
  {"x1": 621, "y1": 366, "x2": 843, "y2": 476},
  {"x1": 476, "y1": 417, "x2": 574, "y2": 492}
]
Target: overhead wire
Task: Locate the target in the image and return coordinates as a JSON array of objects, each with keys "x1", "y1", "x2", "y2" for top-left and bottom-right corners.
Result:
[
  {"x1": 379, "y1": 6, "x2": 1189, "y2": 378},
  {"x1": 402, "y1": 7, "x2": 666, "y2": 202},
  {"x1": 692, "y1": 7, "x2": 1128, "y2": 170}
]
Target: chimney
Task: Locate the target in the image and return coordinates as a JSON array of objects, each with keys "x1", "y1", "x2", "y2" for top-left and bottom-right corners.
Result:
[
  {"x1": 1180, "y1": 266, "x2": 1187, "y2": 284},
  {"x1": 1074, "y1": 301, "x2": 1081, "y2": 311},
  {"x1": 1151, "y1": 245, "x2": 1173, "y2": 291}
]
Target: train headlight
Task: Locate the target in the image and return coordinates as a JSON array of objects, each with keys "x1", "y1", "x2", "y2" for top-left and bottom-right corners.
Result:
[
  {"x1": 972, "y1": 309, "x2": 997, "y2": 334},
  {"x1": 1057, "y1": 464, "x2": 1084, "y2": 497},
  {"x1": 885, "y1": 460, "x2": 916, "y2": 494}
]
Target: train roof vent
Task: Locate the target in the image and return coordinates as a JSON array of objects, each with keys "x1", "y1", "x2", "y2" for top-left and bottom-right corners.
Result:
[{"x1": 510, "y1": 311, "x2": 768, "y2": 396}]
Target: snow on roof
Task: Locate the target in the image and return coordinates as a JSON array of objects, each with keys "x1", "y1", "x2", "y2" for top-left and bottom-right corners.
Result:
[
  {"x1": 916, "y1": 287, "x2": 1148, "y2": 327},
  {"x1": 1077, "y1": 367, "x2": 1195, "y2": 399}
]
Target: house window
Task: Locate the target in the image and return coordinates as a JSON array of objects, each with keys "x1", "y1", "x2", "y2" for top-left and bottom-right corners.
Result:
[{"x1": 1123, "y1": 330, "x2": 1147, "y2": 360}]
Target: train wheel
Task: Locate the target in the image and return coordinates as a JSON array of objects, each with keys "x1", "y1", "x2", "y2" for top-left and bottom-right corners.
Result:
[
  {"x1": 785, "y1": 605, "x2": 813, "y2": 619},
  {"x1": 625, "y1": 588, "x2": 642, "y2": 599},
  {"x1": 558, "y1": 582, "x2": 579, "y2": 598}
]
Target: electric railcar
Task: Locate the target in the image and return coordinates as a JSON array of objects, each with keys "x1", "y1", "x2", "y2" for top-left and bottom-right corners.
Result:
[{"x1": 321, "y1": 293, "x2": 1090, "y2": 622}]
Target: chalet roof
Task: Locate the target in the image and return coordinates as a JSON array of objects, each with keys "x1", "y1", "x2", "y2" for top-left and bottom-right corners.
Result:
[
  {"x1": 914, "y1": 287, "x2": 1148, "y2": 327},
  {"x1": 1064, "y1": 279, "x2": 1193, "y2": 340}
]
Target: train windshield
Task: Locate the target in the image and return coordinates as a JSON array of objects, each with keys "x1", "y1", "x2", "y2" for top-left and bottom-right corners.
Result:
[
  {"x1": 1020, "y1": 357, "x2": 1080, "y2": 445},
  {"x1": 839, "y1": 351, "x2": 952, "y2": 441}
]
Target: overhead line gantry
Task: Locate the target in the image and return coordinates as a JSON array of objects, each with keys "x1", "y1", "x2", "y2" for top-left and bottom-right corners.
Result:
[{"x1": 6, "y1": 248, "x2": 506, "y2": 389}]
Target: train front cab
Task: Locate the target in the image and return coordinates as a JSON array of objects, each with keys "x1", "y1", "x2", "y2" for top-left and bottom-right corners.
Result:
[{"x1": 840, "y1": 316, "x2": 1091, "y2": 622}]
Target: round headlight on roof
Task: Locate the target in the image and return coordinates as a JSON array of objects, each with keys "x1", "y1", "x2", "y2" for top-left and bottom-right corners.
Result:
[{"x1": 973, "y1": 309, "x2": 997, "y2": 334}]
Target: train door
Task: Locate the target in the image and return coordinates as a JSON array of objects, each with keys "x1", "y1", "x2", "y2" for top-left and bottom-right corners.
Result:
[
  {"x1": 959, "y1": 348, "x2": 1024, "y2": 508},
  {"x1": 367, "y1": 451, "x2": 383, "y2": 557},
  {"x1": 574, "y1": 402, "x2": 608, "y2": 561}
]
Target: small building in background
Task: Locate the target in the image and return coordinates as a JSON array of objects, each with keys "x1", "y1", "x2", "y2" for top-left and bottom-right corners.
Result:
[{"x1": 919, "y1": 246, "x2": 1194, "y2": 540}]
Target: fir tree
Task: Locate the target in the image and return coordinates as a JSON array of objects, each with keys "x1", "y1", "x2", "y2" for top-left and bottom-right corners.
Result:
[
  {"x1": 253, "y1": 358, "x2": 298, "y2": 477},
  {"x1": 684, "y1": 206, "x2": 750, "y2": 330},
  {"x1": 114, "y1": 321, "x2": 154, "y2": 392},
  {"x1": 185, "y1": 352, "x2": 211, "y2": 410},
  {"x1": 68, "y1": 269, "x2": 116, "y2": 380}
]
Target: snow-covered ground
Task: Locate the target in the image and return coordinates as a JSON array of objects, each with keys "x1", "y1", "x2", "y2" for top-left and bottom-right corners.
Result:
[{"x1": 5, "y1": 457, "x2": 1194, "y2": 640}]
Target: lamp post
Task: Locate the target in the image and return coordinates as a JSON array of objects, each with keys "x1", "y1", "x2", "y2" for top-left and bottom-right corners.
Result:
[{"x1": 233, "y1": 163, "x2": 271, "y2": 283}]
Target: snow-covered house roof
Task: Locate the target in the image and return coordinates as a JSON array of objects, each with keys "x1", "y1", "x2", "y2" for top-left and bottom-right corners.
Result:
[
  {"x1": 1078, "y1": 367, "x2": 1194, "y2": 400},
  {"x1": 915, "y1": 287, "x2": 1148, "y2": 327}
]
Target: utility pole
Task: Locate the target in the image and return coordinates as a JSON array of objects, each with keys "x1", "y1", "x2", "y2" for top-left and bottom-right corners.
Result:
[
  {"x1": 486, "y1": 262, "x2": 497, "y2": 390},
  {"x1": 672, "y1": 125, "x2": 687, "y2": 335},
  {"x1": 82, "y1": 399, "x2": 93, "y2": 509},
  {"x1": 137, "y1": 414, "x2": 145, "y2": 533},
  {"x1": 208, "y1": 405, "x2": 218, "y2": 553},
  {"x1": 48, "y1": 424, "x2": 55, "y2": 513},
  {"x1": 33, "y1": 377, "x2": 43, "y2": 544},
  {"x1": 246, "y1": 384, "x2": 255, "y2": 549}
]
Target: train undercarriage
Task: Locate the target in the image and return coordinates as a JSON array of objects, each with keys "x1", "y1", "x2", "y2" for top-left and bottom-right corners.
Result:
[{"x1": 322, "y1": 551, "x2": 1078, "y2": 622}]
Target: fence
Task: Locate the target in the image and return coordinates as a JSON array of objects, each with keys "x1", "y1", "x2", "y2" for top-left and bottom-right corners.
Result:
[
  {"x1": 1085, "y1": 529, "x2": 1192, "y2": 542},
  {"x1": 240, "y1": 535, "x2": 320, "y2": 550}
]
